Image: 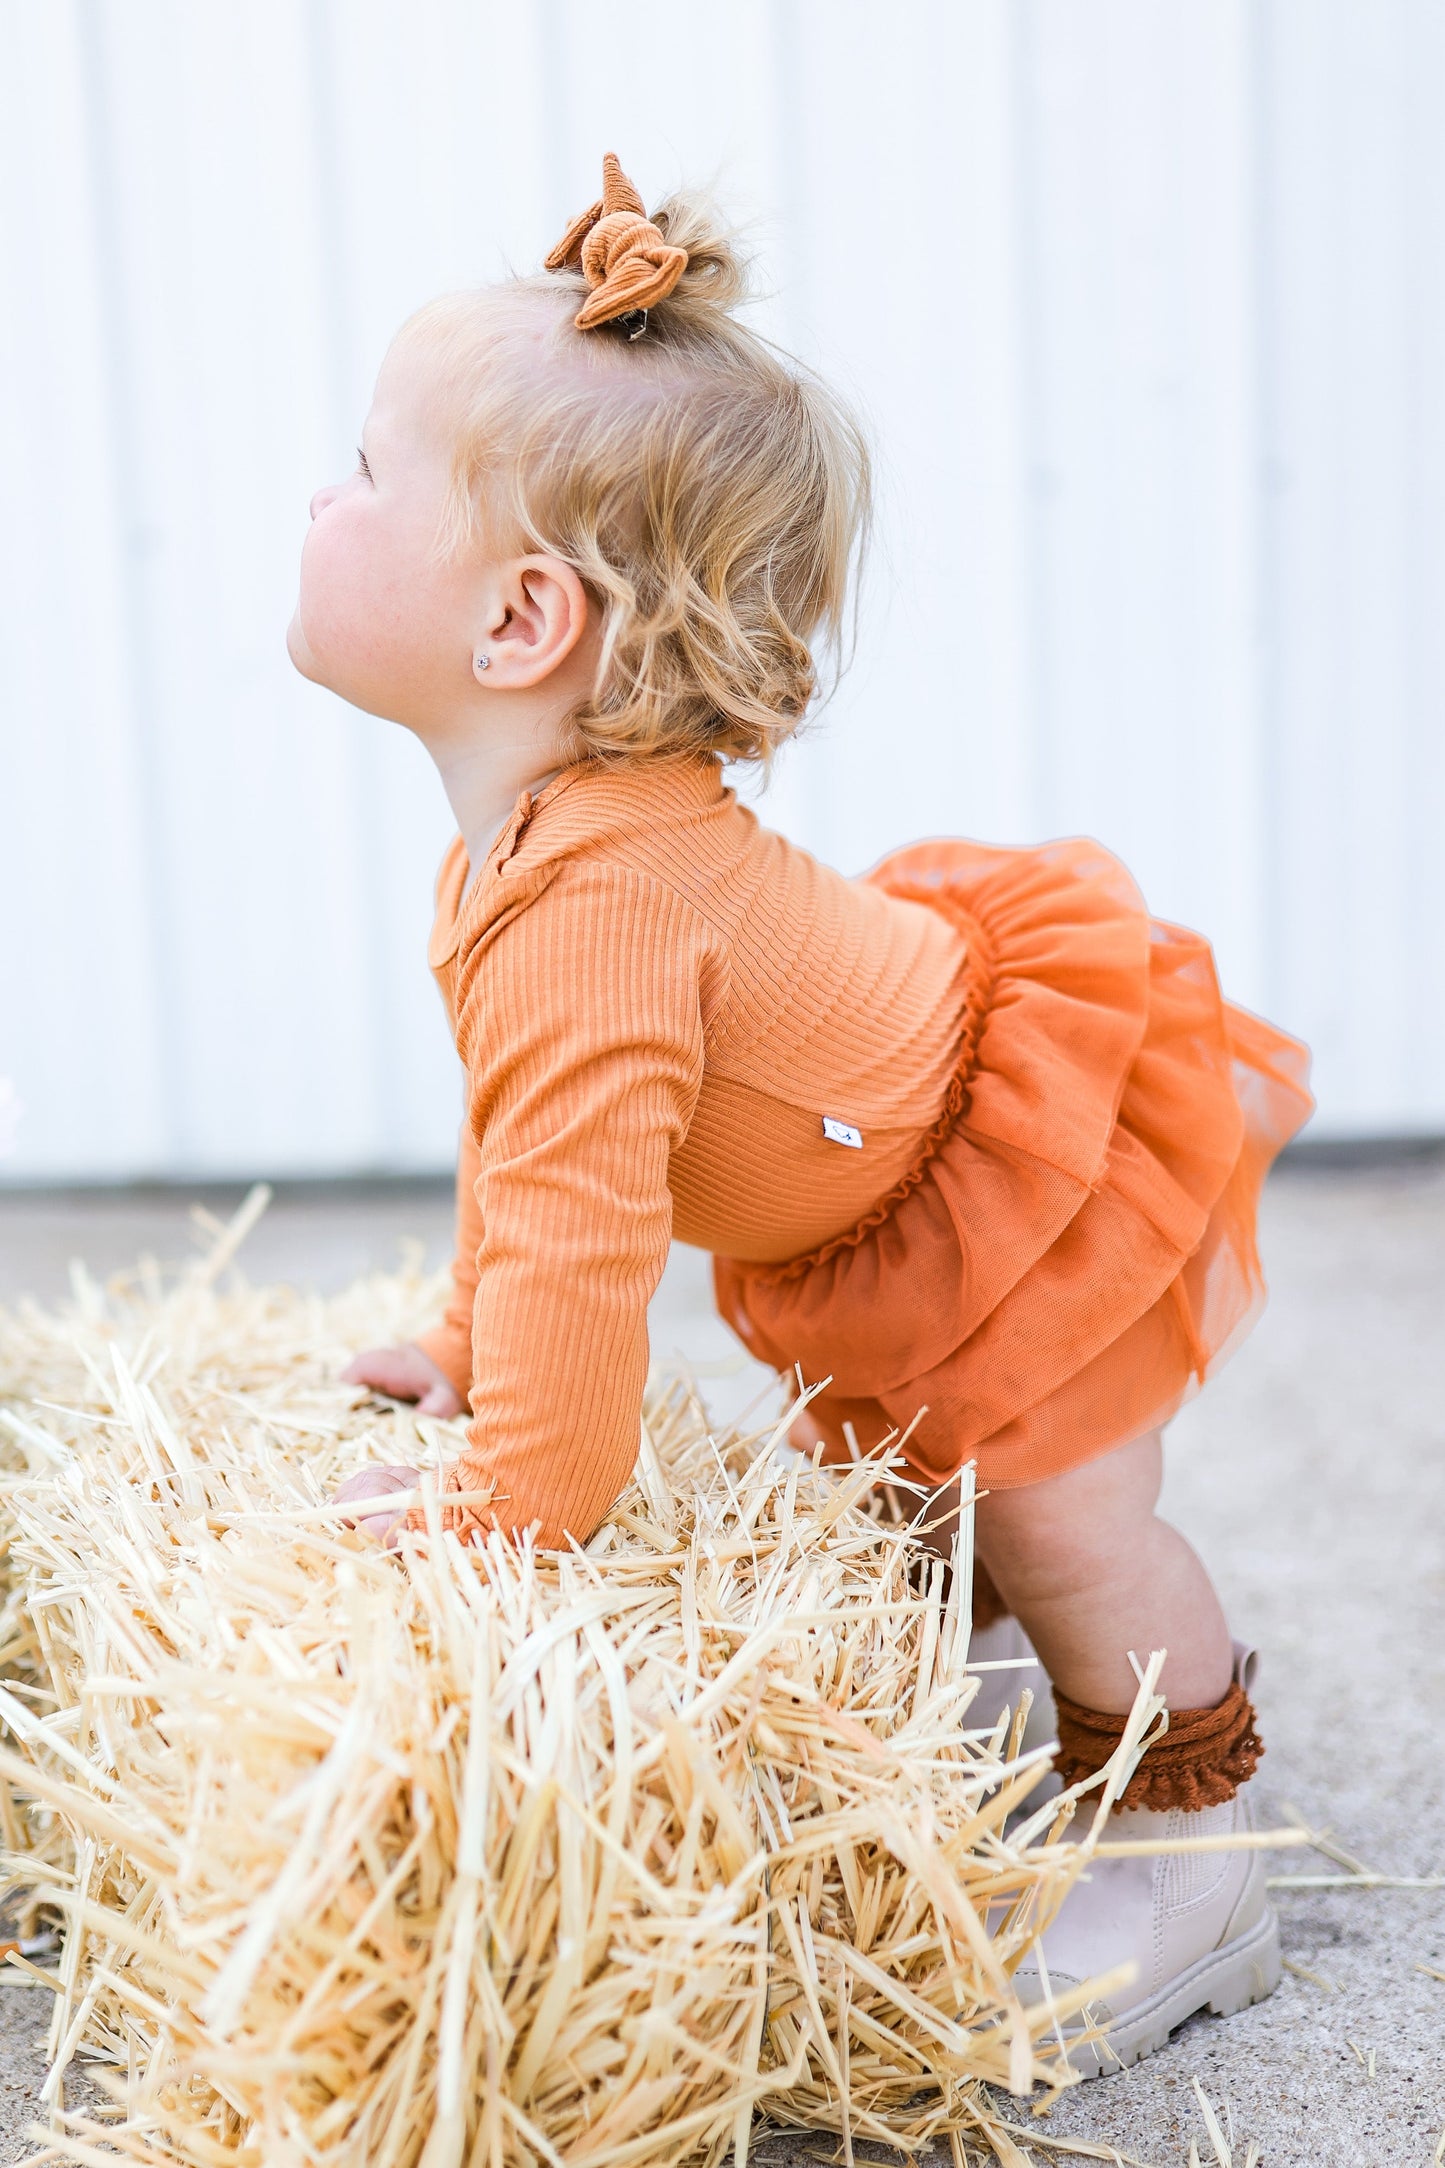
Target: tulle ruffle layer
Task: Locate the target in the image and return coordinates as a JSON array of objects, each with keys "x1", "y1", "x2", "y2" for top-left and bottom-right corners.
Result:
[{"x1": 713, "y1": 838, "x2": 1312, "y2": 1490}]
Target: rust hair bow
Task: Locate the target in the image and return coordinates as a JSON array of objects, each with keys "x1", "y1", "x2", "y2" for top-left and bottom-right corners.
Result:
[{"x1": 544, "y1": 152, "x2": 688, "y2": 331}]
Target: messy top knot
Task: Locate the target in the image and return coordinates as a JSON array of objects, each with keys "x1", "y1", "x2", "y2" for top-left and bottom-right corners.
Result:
[
  {"x1": 543, "y1": 151, "x2": 690, "y2": 330},
  {"x1": 396, "y1": 161, "x2": 871, "y2": 767},
  {"x1": 543, "y1": 153, "x2": 746, "y2": 337}
]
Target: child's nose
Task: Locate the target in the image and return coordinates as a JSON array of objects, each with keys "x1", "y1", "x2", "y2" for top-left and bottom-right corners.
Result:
[{"x1": 309, "y1": 483, "x2": 340, "y2": 519}]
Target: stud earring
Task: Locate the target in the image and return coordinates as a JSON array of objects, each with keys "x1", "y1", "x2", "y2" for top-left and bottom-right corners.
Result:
[{"x1": 475, "y1": 653, "x2": 490, "y2": 671}]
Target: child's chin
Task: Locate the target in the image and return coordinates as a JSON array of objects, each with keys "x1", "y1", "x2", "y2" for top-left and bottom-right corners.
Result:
[
  {"x1": 286, "y1": 611, "x2": 341, "y2": 693},
  {"x1": 285, "y1": 610, "x2": 319, "y2": 679},
  {"x1": 285, "y1": 620, "x2": 400, "y2": 723}
]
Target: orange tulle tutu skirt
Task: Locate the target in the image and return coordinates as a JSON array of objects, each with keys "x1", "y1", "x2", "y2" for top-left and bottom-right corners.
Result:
[{"x1": 713, "y1": 838, "x2": 1313, "y2": 1492}]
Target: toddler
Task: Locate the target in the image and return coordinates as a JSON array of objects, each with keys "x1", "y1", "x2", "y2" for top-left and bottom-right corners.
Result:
[{"x1": 293, "y1": 156, "x2": 1312, "y2": 2076}]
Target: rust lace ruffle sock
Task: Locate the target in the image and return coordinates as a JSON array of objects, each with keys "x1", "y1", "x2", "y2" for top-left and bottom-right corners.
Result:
[{"x1": 1054, "y1": 1680, "x2": 1264, "y2": 1810}]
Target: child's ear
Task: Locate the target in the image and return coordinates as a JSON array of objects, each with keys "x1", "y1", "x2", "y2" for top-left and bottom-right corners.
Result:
[{"x1": 474, "y1": 556, "x2": 588, "y2": 688}]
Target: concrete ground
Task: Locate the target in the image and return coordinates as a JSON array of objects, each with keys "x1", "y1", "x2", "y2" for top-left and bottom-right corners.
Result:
[{"x1": 1, "y1": 1158, "x2": 1442, "y2": 2166}]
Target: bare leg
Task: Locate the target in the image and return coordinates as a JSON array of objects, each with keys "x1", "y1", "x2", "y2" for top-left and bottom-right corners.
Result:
[
  {"x1": 926, "y1": 1432, "x2": 1232, "y2": 1713},
  {"x1": 940, "y1": 1436, "x2": 1272, "y2": 2067}
]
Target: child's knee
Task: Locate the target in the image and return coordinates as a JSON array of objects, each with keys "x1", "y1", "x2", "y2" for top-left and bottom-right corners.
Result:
[{"x1": 978, "y1": 1502, "x2": 1120, "y2": 1607}]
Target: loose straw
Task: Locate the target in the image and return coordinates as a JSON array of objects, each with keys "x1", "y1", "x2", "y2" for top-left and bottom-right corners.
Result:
[{"x1": 0, "y1": 1206, "x2": 1299, "y2": 2168}]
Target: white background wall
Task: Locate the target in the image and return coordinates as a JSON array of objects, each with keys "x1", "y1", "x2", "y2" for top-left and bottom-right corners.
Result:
[{"x1": 3, "y1": 0, "x2": 1442, "y2": 1181}]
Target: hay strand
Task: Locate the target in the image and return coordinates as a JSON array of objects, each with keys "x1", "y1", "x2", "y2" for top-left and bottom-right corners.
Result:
[{"x1": 0, "y1": 1208, "x2": 1249, "y2": 2165}]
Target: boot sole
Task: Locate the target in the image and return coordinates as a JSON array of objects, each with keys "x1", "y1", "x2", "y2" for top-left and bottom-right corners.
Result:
[{"x1": 1047, "y1": 1906, "x2": 1282, "y2": 2082}]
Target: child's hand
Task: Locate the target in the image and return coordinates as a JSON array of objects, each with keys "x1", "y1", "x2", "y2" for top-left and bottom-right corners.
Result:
[
  {"x1": 342, "y1": 1343, "x2": 464, "y2": 1418},
  {"x1": 332, "y1": 1464, "x2": 420, "y2": 1546}
]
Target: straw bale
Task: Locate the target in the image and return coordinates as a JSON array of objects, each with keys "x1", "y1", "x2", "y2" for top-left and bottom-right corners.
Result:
[{"x1": 0, "y1": 1195, "x2": 1168, "y2": 2167}]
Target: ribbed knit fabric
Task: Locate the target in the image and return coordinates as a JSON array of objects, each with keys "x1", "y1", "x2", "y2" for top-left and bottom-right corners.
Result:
[
  {"x1": 412, "y1": 753, "x2": 1312, "y2": 1549},
  {"x1": 413, "y1": 754, "x2": 972, "y2": 1546}
]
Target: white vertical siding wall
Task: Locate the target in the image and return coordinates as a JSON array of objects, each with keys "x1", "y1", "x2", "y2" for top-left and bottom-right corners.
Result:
[{"x1": 2, "y1": 0, "x2": 1442, "y2": 1180}]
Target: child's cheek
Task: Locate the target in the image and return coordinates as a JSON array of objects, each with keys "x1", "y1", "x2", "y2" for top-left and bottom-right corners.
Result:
[
  {"x1": 296, "y1": 510, "x2": 373, "y2": 670},
  {"x1": 294, "y1": 504, "x2": 453, "y2": 709}
]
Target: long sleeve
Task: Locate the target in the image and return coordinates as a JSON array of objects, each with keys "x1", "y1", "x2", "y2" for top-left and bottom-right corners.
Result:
[
  {"x1": 416, "y1": 862, "x2": 716, "y2": 1548},
  {"x1": 413, "y1": 1118, "x2": 484, "y2": 1402}
]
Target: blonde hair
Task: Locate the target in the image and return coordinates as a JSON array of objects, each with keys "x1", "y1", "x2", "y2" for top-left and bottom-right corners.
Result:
[{"x1": 395, "y1": 190, "x2": 871, "y2": 766}]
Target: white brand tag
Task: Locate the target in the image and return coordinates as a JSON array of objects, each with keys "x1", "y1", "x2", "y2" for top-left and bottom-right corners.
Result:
[{"x1": 822, "y1": 1116, "x2": 863, "y2": 1149}]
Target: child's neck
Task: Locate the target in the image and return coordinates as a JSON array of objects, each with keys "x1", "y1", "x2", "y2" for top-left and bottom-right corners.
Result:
[{"x1": 424, "y1": 714, "x2": 568, "y2": 882}]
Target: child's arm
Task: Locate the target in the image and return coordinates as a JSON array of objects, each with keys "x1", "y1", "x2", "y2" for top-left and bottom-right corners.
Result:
[
  {"x1": 346, "y1": 1110, "x2": 483, "y2": 1413},
  {"x1": 417, "y1": 862, "x2": 716, "y2": 1549},
  {"x1": 412, "y1": 1120, "x2": 483, "y2": 1402},
  {"x1": 343, "y1": 836, "x2": 476, "y2": 1420},
  {"x1": 340, "y1": 1123, "x2": 476, "y2": 1418}
]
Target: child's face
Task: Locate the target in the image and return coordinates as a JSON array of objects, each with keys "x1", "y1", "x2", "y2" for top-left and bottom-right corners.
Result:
[{"x1": 288, "y1": 345, "x2": 485, "y2": 729}]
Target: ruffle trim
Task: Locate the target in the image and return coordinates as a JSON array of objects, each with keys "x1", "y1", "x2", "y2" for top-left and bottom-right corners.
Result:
[
  {"x1": 1054, "y1": 1679, "x2": 1264, "y2": 1810},
  {"x1": 714, "y1": 837, "x2": 1166, "y2": 1401},
  {"x1": 716, "y1": 836, "x2": 1312, "y2": 1462},
  {"x1": 751, "y1": 891, "x2": 998, "y2": 1286}
]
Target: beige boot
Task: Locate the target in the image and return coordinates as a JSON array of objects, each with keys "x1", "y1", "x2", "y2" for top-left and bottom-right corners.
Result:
[
  {"x1": 966, "y1": 1615, "x2": 1055, "y2": 1746},
  {"x1": 1011, "y1": 1644, "x2": 1280, "y2": 2081},
  {"x1": 966, "y1": 1614, "x2": 1061, "y2": 1810}
]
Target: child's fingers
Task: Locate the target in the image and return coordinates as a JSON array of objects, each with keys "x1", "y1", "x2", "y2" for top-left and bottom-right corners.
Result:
[
  {"x1": 353, "y1": 1503, "x2": 407, "y2": 1545},
  {"x1": 351, "y1": 1351, "x2": 412, "y2": 1386},
  {"x1": 333, "y1": 1465, "x2": 419, "y2": 1509},
  {"x1": 341, "y1": 1346, "x2": 461, "y2": 1413},
  {"x1": 345, "y1": 1506, "x2": 405, "y2": 1545},
  {"x1": 341, "y1": 1359, "x2": 404, "y2": 1397},
  {"x1": 342, "y1": 1347, "x2": 426, "y2": 1400},
  {"x1": 417, "y1": 1382, "x2": 464, "y2": 1418}
]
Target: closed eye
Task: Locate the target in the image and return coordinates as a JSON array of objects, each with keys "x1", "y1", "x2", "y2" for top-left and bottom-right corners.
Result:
[{"x1": 357, "y1": 446, "x2": 372, "y2": 480}]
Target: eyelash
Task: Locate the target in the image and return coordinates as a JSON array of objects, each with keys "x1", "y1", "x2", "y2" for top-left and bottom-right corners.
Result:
[{"x1": 357, "y1": 447, "x2": 372, "y2": 479}]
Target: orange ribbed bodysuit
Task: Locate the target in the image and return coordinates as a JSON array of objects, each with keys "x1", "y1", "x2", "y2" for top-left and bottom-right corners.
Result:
[{"x1": 414, "y1": 754, "x2": 1311, "y2": 1547}]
